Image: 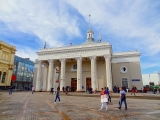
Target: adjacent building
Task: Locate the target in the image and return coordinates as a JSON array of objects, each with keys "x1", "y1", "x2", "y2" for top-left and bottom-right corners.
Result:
[
  {"x1": 0, "y1": 41, "x2": 16, "y2": 89},
  {"x1": 12, "y1": 56, "x2": 34, "y2": 90},
  {"x1": 33, "y1": 25, "x2": 143, "y2": 91},
  {"x1": 142, "y1": 73, "x2": 160, "y2": 86}
]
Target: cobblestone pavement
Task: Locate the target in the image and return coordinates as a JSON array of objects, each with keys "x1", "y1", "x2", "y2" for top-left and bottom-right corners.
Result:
[{"x1": 0, "y1": 92, "x2": 160, "y2": 120}]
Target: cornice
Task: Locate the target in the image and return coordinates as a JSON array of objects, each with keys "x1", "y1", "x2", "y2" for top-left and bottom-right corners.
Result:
[
  {"x1": 37, "y1": 45, "x2": 111, "y2": 56},
  {"x1": 0, "y1": 41, "x2": 16, "y2": 51},
  {"x1": 112, "y1": 53, "x2": 141, "y2": 58}
]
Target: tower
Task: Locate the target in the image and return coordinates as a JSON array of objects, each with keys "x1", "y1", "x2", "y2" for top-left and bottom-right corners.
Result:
[{"x1": 86, "y1": 15, "x2": 94, "y2": 43}]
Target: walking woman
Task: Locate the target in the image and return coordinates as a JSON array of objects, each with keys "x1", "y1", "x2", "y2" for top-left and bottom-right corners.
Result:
[
  {"x1": 131, "y1": 86, "x2": 135, "y2": 96},
  {"x1": 99, "y1": 88, "x2": 108, "y2": 111},
  {"x1": 54, "y1": 87, "x2": 61, "y2": 103}
]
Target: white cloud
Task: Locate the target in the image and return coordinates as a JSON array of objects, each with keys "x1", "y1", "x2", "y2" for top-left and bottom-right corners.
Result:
[
  {"x1": 15, "y1": 47, "x2": 37, "y2": 61},
  {"x1": 66, "y1": 0, "x2": 160, "y2": 56},
  {"x1": 0, "y1": 0, "x2": 160, "y2": 71},
  {"x1": 0, "y1": 0, "x2": 81, "y2": 47}
]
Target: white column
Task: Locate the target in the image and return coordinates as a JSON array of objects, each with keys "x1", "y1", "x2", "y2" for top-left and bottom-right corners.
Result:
[
  {"x1": 42, "y1": 63, "x2": 48, "y2": 91},
  {"x1": 47, "y1": 59, "x2": 54, "y2": 91},
  {"x1": 76, "y1": 57, "x2": 82, "y2": 91},
  {"x1": 60, "y1": 58, "x2": 66, "y2": 91},
  {"x1": 35, "y1": 60, "x2": 42, "y2": 91},
  {"x1": 104, "y1": 55, "x2": 112, "y2": 90},
  {"x1": 89, "y1": 56, "x2": 97, "y2": 90}
]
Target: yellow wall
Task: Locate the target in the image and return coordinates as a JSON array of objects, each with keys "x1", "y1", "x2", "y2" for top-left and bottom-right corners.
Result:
[{"x1": 0, "y1": 41, "x2": 16, "y2": 86}]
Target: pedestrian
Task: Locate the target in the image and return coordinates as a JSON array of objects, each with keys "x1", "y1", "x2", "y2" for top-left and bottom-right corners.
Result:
[
  {"x1": 62, "y1": 86, "x2": 65, "y2": 92},
  {"x1": 99, "y1": 88, "x2": 108, "y2": 111},
  {"x1": 106, "y1": 87, "x2": 111, "y2": 103},
  {"x1": 32, "y1": 86, "x2": 35, "y2": 94},
  {"x1": 54, "y1": 87, "x2": 61, "y2": 103},
  {"x1": 9, "y1": 86, "x2": 12, "y2": 95},
  {"x1": 126, "y1": 87, "x2": 129, "y2": 93},
  {"x1": 131, "y1": 86, "x2": 135, "y2": 96},
  {"x1": 50, "y1": 85, "x2": 53, "y2": 94},
  {"x1": 118, "y1": 87, "x2": 127, "y2": 110}
]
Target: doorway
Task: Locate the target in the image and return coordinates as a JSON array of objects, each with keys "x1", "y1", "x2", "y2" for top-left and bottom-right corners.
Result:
[
  {"x1": 71, "y1": 78, "x2": 77, "y2": 92},
  {"x1": 122, "y1": 78, "x2": 128, "y2": 88},
  {"x1": 86, "y1": 78, "x2": 91, "y2": 89}
]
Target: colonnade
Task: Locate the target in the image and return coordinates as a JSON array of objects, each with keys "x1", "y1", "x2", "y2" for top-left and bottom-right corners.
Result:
[{"x1": 35, "y1": 55, "x2": 112, "y2": 91}]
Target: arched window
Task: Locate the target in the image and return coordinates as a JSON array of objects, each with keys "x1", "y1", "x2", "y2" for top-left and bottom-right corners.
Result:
[{"x1": 1, "y1": 72, "x2": 6, "y2": 83}]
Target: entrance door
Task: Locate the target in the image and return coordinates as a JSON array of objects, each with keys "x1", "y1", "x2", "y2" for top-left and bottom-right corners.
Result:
[
  {"x1": 122, "y1": 78, "x2": 128, "y2": 88},
  {"x1": 86, "y1": 78, "x2": 91, "y2": 88},
  {"x1": 71, "y1": 78, "x2": 77, "y2": 92}
]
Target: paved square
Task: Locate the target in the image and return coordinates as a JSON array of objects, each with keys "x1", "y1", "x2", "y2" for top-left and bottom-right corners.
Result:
[{"x1": 0, "y1": 92, "x2": 160, "y2": 120}]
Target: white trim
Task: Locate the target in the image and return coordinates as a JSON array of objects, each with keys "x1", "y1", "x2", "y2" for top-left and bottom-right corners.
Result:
[{"x1": 120, "y1": 66, "x2": 127, "y2": 74}]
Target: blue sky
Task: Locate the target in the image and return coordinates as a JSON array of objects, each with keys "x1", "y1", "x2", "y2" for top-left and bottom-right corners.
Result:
[{"x1": 0, "y1": 0, "x2": 160, "y2": 74}]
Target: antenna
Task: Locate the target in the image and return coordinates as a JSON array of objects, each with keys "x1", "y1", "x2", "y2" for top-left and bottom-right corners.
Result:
[{"x1": 89, "y1": 14, "x2": 91, "y2": 30}]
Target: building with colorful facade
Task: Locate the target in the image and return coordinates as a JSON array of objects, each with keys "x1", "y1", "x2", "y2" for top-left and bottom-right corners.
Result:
[{"x1": 0, "y1": 41, "x2": 16, "y2": 89}]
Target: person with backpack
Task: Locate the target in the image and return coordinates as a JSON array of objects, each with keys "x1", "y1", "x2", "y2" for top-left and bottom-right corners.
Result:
[{"x1": 118, "y1": 87, "x2": 127, "y2": 110}]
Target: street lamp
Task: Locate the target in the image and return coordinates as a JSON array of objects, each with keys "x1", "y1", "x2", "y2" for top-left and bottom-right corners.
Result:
[
  {"x1": 157, "y1": 72, "x2": 160, "y2": 85},
  {"x1": 149, "y1": 74, "x2": 151, "y2": 83}
]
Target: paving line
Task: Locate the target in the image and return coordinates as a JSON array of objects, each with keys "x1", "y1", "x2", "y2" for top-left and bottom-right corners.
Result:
[
  {"x1": 40, "y1": 94, "x2": 71, "y2": 120},
  {"x1": 15, "y1": 93, "x2": 28, "y2": 120},
  {"x1": 0, "y1": 97, "x2": 9, "y2": 104},
  {"x1": 60, "y1": 96, "x2": 116, "y2": 120},
  {"x1": 66, "y1": 96, "x2": 147, "y2": 120}
]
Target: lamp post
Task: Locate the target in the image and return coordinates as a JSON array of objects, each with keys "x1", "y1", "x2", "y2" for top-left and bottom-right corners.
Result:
[
  {"x1": 149, "y1": 74, "x2": 151, "y2": 91},
  {"x1": 149, "y1": 74, "x2": 151, "y2": 84},
  {"x1": 157, "y1": 72, "x2": 160, "y2": 85}
]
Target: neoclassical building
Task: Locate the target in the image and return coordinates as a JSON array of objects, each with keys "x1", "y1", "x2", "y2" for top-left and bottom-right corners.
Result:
[
  {"x1": 33, "y1": 28, "x2": 143, "y2": 91},
  {"x1": 0, "y1": 41, "x2": 16, "y2": 88}
]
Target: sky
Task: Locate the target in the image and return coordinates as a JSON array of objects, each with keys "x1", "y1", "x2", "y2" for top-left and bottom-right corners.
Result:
[{"x1": 0, "y1": 0, "x2": 160, "y2": 74}]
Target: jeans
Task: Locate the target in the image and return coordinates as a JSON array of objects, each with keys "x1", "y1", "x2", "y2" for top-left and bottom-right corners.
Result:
[
  {"x1": 9, "y1": 90, "x2": 12, "y2": 95},
  {"x1": 32, "y1": 90, "x2": 34, "y2": 94},
  {"x1": 108, "y1": 95, "x2": 111, "y2": 103},
  {"x1": 119, "y1": 98, "x2": 127, "y2": 109},
  {"x1": 54, "y1": 95, "x2": 60, "y2": 102}
]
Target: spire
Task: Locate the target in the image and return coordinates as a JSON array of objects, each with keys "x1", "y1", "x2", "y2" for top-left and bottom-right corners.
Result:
[
  {"x1": 89, "y1": 14, "x2": 91, "y2": 30},
  {"x1": 86, "y1": 14, "x2": 94, "y2": 43}
]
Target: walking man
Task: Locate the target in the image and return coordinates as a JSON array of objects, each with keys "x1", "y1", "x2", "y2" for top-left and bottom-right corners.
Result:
[
  {"x1": 54, "y1": 87, "x2": 61, "y2": 103},
  {"x1": 118, "y1": 87, "x2": 127, "y2": 110},
  {"x1": 9, "y1": 86, "x2": 12, "y2": 95}
]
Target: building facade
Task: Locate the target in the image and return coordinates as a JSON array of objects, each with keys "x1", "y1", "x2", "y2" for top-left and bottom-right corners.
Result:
[
  {"x1": 142, "y1": 73, "x2": 160, "y2": 86},
  {"x1": 12, "y1": 56, "x2": 34, "y2": 90},
  {"x1": 34, "y1": 28, "x2": 143, "y2": 91},
  {"x1": 0, "y1": 41, "x2": 16, "y2": 89}
]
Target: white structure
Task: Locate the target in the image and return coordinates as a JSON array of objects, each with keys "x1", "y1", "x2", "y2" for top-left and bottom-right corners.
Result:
[
  {"x1": 142, "y1": 73, "x2": 160, "y2": 86},
  {"x1": 33, "y1": 19, "x2": 143, "y2": 91}
]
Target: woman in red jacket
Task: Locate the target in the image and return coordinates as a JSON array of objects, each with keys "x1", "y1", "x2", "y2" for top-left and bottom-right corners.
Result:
[{"x1": 99, "y1": 88, "x2": 108, "y2": 111}]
